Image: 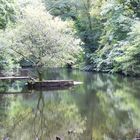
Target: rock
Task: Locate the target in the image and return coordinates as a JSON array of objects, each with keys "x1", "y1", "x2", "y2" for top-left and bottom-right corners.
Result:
[{"x1": 56, "y1": 136, "x2": 61, "y2": 140}]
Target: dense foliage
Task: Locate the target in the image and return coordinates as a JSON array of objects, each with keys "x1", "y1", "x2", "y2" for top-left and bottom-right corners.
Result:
[
  {"x1": 0, "y1": 0, "x2": 82, "y2": 78},
  {"x1": 88, "y1": 0, "x2": 140, "y2": 75},
  {"x1": 0, "y1": 0, "x2": 18, "y2": 73},
  {"x1": 44, "y1": 0, "x2": 140, "y2": 76},
  {"x1": 0, "y1": 0, "x2": 140, "y2": 76},
  {"x1": 44, "y1": 0, "x2": 104, "y2": 52},
  {"x1": 0, "y1": 0, "x2": 17, "y2": 29}
]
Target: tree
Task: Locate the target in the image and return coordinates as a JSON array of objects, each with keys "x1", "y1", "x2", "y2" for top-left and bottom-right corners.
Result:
[
  {"x1": 1, "y1": 1, "x2": 82, "y2": 80},
  {"x1": 0, "y1": 0, "x2": 18, "y2": 73},
  {"x1": 115, "y1": 20, "x2": 140, "y2": 75},
  {"x1": 88, "y1": 0, "x2": 140, "y2": 74},
  {"x1": 0, "y1": 0, "x2": 17, "y2": 29},
  {"x1": 44, "y1": 0, "x2": 78, "y2": 20},
  {"x1": 44, "y1": 0, "x2": 104, "y2": 52}
]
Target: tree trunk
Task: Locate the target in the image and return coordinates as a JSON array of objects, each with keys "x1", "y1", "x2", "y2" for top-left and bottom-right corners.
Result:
[
  {"x1": 87, "y1": 0, "x2": 92, "y2": 31},
  {"x1": 36, "y1": 67, "x2": 43, "y2": 82}
]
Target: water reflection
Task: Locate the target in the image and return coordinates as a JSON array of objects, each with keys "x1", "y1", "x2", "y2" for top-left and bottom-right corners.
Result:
[{"x1": 0, "y1": 68, "x2": 140, "y2": 140}]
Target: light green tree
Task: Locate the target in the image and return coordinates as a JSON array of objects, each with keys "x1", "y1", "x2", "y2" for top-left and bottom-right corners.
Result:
[{"x1": 1, "y1": 1, "x2": 82, "y2": 80}]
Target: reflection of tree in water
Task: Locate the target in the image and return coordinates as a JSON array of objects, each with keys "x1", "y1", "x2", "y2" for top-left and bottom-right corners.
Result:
[
  {"x1": 0, "y1": 80, "x2": 27, "y2": 94},
  {"x1": 72, "y1": 73, "x2": 140, "y2": 140},
  {"x1": 0, "y1": 91, "x2": 85, "y2": 140},
  {"x1": 1, "y1": 93, "x2": 47, "y2": 140},
  {"x1": 32, "y1": 92, "x2": 47, "y2": 139},
  {"x1": 0, "y1": 95, "x2": 10, "y2": 137},
  {"x1": 0, "y1": 70, "x2": 140, "y2": 140}
]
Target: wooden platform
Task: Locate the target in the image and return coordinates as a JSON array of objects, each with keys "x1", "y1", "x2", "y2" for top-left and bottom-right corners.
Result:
[
  {"x1": 0, "y1": 91, "x2": 32, "y2": 94},
  {"x1": 0, "y1": 76, "x2": 31, "y2": 80}
]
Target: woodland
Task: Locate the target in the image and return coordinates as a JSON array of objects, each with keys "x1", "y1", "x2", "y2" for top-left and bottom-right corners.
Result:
[{"x1": 0, "y1": 0, "x2": 140, "y2": 76}]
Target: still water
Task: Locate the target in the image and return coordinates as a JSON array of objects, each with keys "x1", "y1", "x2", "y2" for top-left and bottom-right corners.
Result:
[{"x1": 0, "y1": 68, "x2": 140, "y2": 140}]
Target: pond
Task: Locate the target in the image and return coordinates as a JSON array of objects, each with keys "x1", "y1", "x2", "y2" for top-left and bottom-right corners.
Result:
[{"x1": 0, "y1": 68, "x2": 140, "y2": 140}]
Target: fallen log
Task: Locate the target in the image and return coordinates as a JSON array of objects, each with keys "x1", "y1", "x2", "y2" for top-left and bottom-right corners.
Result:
[
  {"x1": 0, "y1": 76, "x2": 82, "y2": 91},
  {"x1": 28, "y1": 80, "x2": 75, "y2": 89},
  {"x1": 28, "y1": 85, "x2": 73, "y2": 91}
]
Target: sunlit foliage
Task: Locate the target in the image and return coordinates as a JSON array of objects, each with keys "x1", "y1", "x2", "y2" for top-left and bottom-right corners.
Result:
[
  {"x1": 88, "y1": 0, "x2": 140, "y2": 75},
  {"x1": 0, "y1": 0, "x2": 83, "y2": 79},
  {"x1": 115, "y1": 21, "x2": 140, "y2": 75},
  {"x1": 4, "y1": 2, "x2": 82, "y2": 66}
]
